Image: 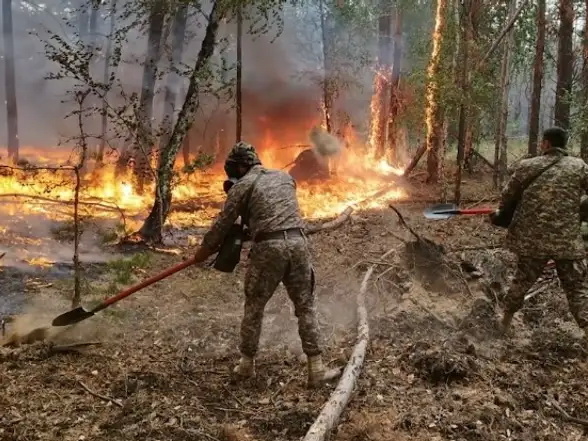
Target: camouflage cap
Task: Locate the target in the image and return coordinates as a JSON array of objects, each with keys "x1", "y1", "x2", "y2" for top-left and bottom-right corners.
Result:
[{"x1": 226, "y1": 142, "x2": 261, "y2": 166}]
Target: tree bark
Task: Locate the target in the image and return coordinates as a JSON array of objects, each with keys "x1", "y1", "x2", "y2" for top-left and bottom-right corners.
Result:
[
  {"x1": 425, "y1": 0, "x2": 448, "y2": 183},
  {"x1": 372, "y1": 0, "x2": 391, "y2": 159},
  {"x1": 454, "y1": 0, "x2": 471, "y2": 204},
  {"x1": 97, "y1": 0, "x2": 117, "y2": 165},
  {"x1": 319, "y1": 0, "x2": 333, "y2": 133},
  {"x1": 236, "y1": 3, "x2": 243, "y2": 142},
  {"x1": 138, "y1": 0, "x2": 224, "y2": 243},
  {"x1": 2, "y1": 0, "x2": 19, "y2": 163},
  {"x1": 528, "y1": 0, "x2": 545, "y2": 157},
  {"x1": 493, "y1": 0, "x2": 516, "y2": 188},
  {"x1": 581, "y1": 0, "x2": 588, "y2": 162},
  {"x1": 134, "y1": 0, "x2": 166, "y2": 193},
  {"x1": 554, "y1": 0, "x2": 574, "y2": 130},
  {"x1": 387, "y1": 7, "x2": 403, "y2": 164},
  {"x1": 159, "y1": 4, "x2": 188, "y2": 155}
]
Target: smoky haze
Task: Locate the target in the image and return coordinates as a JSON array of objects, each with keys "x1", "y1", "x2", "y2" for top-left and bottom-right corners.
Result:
[{"x1": 0, "y1": 1, "x2": 377, "y2": 160}]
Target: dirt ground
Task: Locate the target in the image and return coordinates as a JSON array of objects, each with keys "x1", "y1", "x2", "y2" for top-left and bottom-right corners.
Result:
[{"x1": 2, "y1": 174, "x2": 588, "y2": 441}]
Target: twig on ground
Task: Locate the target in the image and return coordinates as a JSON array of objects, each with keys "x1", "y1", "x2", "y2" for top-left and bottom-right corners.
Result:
[
  {"x1": 307, "y1": 206, "x2": 354, "y2": 234},
  {"x1": 409, "y1": 297, "x2": 456, "y2": 330},
  {"x1": 547, "y1": 399, "x2": 588, "y2": 428},
  {"x1": 79, "y1": 381, "x2": 123, "y2": 408}
]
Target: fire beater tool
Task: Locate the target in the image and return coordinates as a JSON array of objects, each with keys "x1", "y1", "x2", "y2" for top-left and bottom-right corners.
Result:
[
  {"x1": 424, "y1": 203, "x2": 495, "y2": 220},
  {"x1": 51, "y1": 256, "x2": 198, "y2": 327}
]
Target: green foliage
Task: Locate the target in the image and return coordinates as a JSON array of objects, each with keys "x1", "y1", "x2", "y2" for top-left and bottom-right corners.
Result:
[{"x1": 107, "y1": 252, "x2": 151, "y2": 284}]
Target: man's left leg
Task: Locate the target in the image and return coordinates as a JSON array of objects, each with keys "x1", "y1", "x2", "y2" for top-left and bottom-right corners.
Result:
[{"x1": 555, "y1": 259, "x2": 588, "y2": 341}]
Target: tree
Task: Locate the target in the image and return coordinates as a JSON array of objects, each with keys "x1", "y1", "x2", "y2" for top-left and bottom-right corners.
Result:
[
  {"x1": 371, "y1": 0, "x2": 391, "y2": 159},
  {"x1": 581, "y1": 0, "x2": 588, "y2": 162},
  {"x1": 3, "y1": 0, "x2": 19, "y2": 163},
  {"x1": 159, "y1": 3, "x2": 189, "y2": 155},
  {"x1": 554, "y1": 0, "x2": 573, "y2": 130},
  {"x1": 387, "y1": 5, "x2": 403, "y2": 163},
  {"x1": 134, "y1": 0, "x2": 167, "y2": 193},
  {"x1": 425, "y1": 0, "x2": 448, "y2": 183},
  {"x1": 528, "y1": 0, "x2": 545, "y2": 157},
  {"x1": 319, "y1": 0, "x2": 333, "y2": 132},
  {"x1": 236, "y1": 3, "x2": 243, "y2": 142},
  {"x1": 138, "y1": 0, "x2": 225, "y2": 242},
  {"x1": 493, "y1": 0, "x2": 516, "y2": 188}
]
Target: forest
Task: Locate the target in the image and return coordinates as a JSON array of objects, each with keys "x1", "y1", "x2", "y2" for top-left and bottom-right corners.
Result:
[{"x1": 2, "y1": 0, "x2": 588, "y2": 440}]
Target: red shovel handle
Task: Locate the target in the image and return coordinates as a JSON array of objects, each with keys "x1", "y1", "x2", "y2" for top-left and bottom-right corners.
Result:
[
  {"x1": 458, "y1": 208, "x2": 495, "y2": 215},
  {"x1": 99, "y1": 256, "x2": 197, "y2": 310}
]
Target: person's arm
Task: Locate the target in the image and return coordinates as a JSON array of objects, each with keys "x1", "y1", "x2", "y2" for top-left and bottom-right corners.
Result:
[{"x1": 193, "y1": 181, "x2": 250, "y2": 263}]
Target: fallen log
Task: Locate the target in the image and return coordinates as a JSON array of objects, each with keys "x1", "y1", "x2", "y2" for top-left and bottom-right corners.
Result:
[
  {"x1": 303, "y1": 247, "x2": 396, "y2": 441},
  {"x1": 306, "y1": 207, "x2": 354, "y2": 234}
]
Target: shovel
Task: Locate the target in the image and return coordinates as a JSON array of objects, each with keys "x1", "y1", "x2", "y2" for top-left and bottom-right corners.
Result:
[
  {"x1": 424, "y1": 203, "x2": 495, "y2": 220},
  {"x1": 52, "y1": 256, "x2": 197, "y2": 327}
]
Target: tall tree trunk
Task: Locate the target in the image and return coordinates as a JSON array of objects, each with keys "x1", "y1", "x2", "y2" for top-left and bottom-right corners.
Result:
[
  {"x1": 493, "y1": 0, "x2": 516, "y2": 188},
  {"x1": 581, "y1": 0, "x2": 588, "y2": 162},
  {"x1": 159, "y1": 4, "x2": 188, "y2": 155},
  {"x1": 425, "y1": 0, "x2": 448, "y2": 183},
  {"x1": 387, "y1": 6, "x2": 403, "y2": 164},
  {"x1": 528, "y1": 0, "x2": 546, "y2": 157},
  {"x1": 319, "y1": 0, "x2": 333, "y2": 132},
  {"x1": 2, "y1": 0, "x2": 19, "y2": 163},
  {"x1": 236, "y1": 4, "x2": 242, "y2": 142},
  {"x1": 372, "y1": 0, "x2": 391, "y2": 159},
  {"x1": 554, "y1": 0, "x2": 574, "y2": 130},
  {"x1": 98, "y1": 0, "x2": 117, "y2": 165},
  {"x1": 138, "y1": 0, "x2": 224, "y2": 243},
  {"x1": 134, "y1": 0, "x2": 166, "y2": 193},
  {"x1": 454, "y1": 0, "x2": 471, "y2": 203}
]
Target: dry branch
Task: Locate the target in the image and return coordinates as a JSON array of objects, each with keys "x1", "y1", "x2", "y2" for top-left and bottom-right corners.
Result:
[
  {"x1": 306, "y1": 207, "x2": 354, "y2": 234},
  {"x1": 548, "y1": 399, "x2": 588, "y2": 428},
  {"x1": 303, "y1": 247, "x2": 396, "y2": 441},
  {"x1": 79, "y1": 381, "x2": 123, "y2": 408}
]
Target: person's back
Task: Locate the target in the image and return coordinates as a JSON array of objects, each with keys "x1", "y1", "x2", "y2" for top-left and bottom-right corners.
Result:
[
  {"x1": 240, "y1": 165, "x2": 306, "y2": 238},
  {"x1": 506, "y1": 154, "x2": 588, "y2": 259}
]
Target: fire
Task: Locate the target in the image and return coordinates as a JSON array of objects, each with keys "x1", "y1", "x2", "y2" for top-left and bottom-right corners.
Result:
[
  {"x1": 368, "y1": 69, "x2": 389, "y2": 155},
  {"x1": 0, "y1": 128, "x2": 407, "y2": 237}
]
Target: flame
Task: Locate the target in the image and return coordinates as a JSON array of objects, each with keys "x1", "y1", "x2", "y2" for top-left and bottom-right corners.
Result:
[
  {"x1": 0, "y1": 127, "x2": 407, "y2": 238},
  {"x1": 368, "y1": 69, "x2": 389, "y2": 155}
]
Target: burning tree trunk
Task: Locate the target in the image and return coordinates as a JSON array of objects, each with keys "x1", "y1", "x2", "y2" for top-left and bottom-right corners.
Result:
[
  {"x1": 581, "y1": 0, "x2": 588, "y2": 162},
  {"x1": 554, "y1": 0, "x2": 574, "y2": 130},
  {"x1": 159, "y1": 4, "x2": 188, "y2": 153},
  {"x1": 134, "y1": 0, "x2": 166, "y2": 193},
  {"x1": 2, "y1": 0, "x2": 19, "y2": 163},
  {"x1": 97, "y1": 0, "x2": 117, "y2": 164},
  {"x1": 236, "y1": 3, "x2": 243, "y2": 142},
  {"x1": 138, "y1": 0, "x2": 224, "y2": 243},
  {"x1": 528, "y1": 0, "x2": 545, "y2": 157},
  {"x1": 182, "y1": 131, "x2": 190, "y2": 166},
  {"x1": 370, "y1": 0, "x2": 392, "y2": 159},
  {"x1": 387, "y1": 6, "x2": 403, "y2": 163},
  {"x1": 493, "y1": 0, "x2": 516, "y2": 188},
  {"x1": 425, "y1": 0, "x2": 448, "y2": 183}
]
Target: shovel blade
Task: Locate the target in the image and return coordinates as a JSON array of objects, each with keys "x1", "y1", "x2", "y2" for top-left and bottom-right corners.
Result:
[
  {"x1": 51, "y1": 307, "x2": 94, "y2": 327},
  {"x1": 423, "y1": 203, "x2": 459, "y2": 220}
]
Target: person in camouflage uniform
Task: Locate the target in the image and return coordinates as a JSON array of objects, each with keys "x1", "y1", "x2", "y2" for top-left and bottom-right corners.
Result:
[
  {"x1": 192, "y1": 142, "x2": 340, "y2": 388},
  {"x1": 490, "y1": 127, "x2": 588, "y2": 337}
]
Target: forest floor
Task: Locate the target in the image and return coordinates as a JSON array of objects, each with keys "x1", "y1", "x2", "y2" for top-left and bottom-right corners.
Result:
[{"x1": 2, "y1": 170, "x2": 588, "y2": 441}]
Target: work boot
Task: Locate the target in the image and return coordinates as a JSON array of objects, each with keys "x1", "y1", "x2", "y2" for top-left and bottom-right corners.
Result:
[
  {"x1": 307, "y1": 355, "x2": 342, "y2": 389},
  {"x1": 501, "y1": 311, "x2": 514, "y2": 336},
  {"x1": 233, "y1": 356, "x2": 255, "y2": 378}
]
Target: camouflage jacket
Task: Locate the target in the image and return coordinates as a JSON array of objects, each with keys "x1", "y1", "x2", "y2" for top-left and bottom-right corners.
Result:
[
  {"x1": 201, "y1": 165, "x2": 306, "y2": 252},
  {"x1": 500, "y1": 148, "x2": 588, "y2": 259}
]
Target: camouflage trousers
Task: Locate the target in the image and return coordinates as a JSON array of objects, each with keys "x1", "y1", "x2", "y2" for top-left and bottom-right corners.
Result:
[
  {"x1": 504, "y1": 257, "x2": 588, "y2": 328},
  {"x1": 239, "y1": 237, "x2": 321, "y2": 358}
]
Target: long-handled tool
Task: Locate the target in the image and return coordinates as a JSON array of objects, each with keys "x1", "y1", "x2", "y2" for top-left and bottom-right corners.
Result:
[
  {"x1": 424, "y1": 203, "x2": 495, "y2": 220},
  {"x1": 51, "y1": 256, "x2": 197, "y2": 327}
]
